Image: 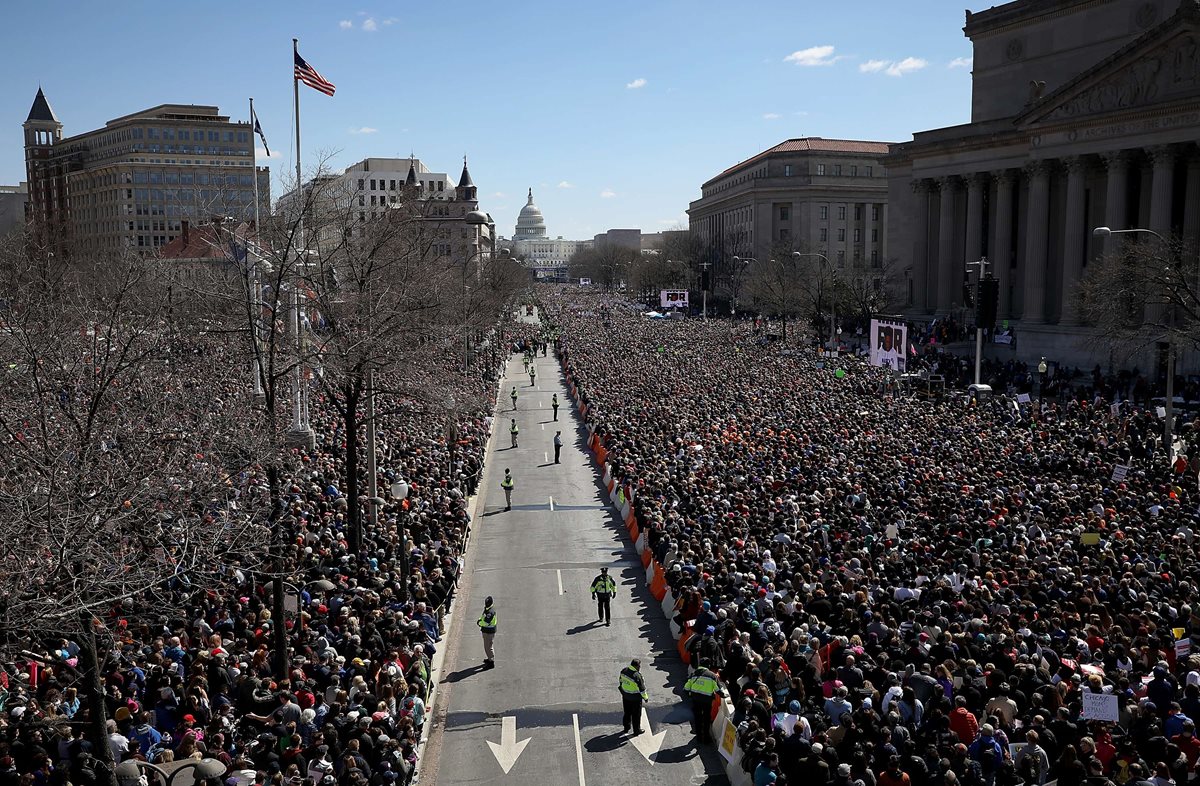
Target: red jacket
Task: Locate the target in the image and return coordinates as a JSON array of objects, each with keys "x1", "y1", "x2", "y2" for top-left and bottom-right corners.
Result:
[{"x1": 950, "y1": 706, "x2": 979, "y2": 744}]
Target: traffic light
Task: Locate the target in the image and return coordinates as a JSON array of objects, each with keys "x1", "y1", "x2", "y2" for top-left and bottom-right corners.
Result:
[{"x1": 977, "y1": 277, "x2": 999, "y2": 330}]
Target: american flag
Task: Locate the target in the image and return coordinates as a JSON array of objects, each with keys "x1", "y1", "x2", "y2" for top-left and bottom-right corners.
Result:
[{"x1": 294, "y1": 50, "x2": 336, "y2": 96}]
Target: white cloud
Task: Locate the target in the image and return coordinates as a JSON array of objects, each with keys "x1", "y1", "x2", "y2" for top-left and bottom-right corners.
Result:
[
  {"x1": 557, "y1": 180, "x2": 574, "y2": 189},
  {"x1": 762, "y1": 112, "x2": 781, "y2": 120},
  {"x1": 349, "y1": 126, "x2": 378, "y2": 134},
  {"x1": 255, "y1": 147, "x2": 281, "y2": 160},
  {"x1": 859, "y1": 59, "x2": 890, "y2": 73},
  {"x1": 626, "y1": 77, "x2": 647, "y2": 89},
  {"x1": 362, "y1": 17, "x2": 377, "y2": 31},
  {"x1": 492, "y1": 191, "x2": 506, "y2": 198},
  {"x1": 339, "y1": 20, "x2": 353, "y2": 29},
  {"x1": 793, "y1": 110, "x2": 810, "y2": 116},
  {"x1": 948, "y1": 56, "x2": 972, "y2": 69},
  {"x1": 382, "y1": 17, "x2": 398, "y2": 25},
  {"x1": 886, "y1": 57, "x2": 928, "y2": 76},
  {"x1": 600, "y1": 188, "x2": 616, "y2": 199},
  {"x1": 784, "y1": 45, "x2": 840, "y2": 67}
]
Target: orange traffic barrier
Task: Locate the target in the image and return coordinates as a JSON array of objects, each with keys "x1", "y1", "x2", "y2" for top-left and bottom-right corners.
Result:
[
  {"x1": 629, "y1": 522, "x2": 639, "y2": 542},
  {"x1": 678, "y1": 629, "x2": 693, "y2": 664},
  {"x1": 649, "y1": 562, "x2": 667, "y2": 601},
  {"x1": 641, "y1": 547, "x2": 652, "y2": 567}
]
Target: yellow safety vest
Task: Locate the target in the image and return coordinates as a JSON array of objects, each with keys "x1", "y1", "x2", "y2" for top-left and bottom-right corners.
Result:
[
  {"x1": 591, "y1": 576, "x2": 617, "y2": 595},
  {"x1": 685, "y1": 671, "x2": 719, "y2": 697},
  {"x1": 510, "y1": 423, "x2": 519, "y2": 434},
  {"x1": 477, "y1": 609, "x2": 498, "y2": 632},
  {"x1": 501, "y1": 476, "x2": 514, "y2": 489},
  {"x1": 619, "y1": 669, "x2": 645, "y2": 698}
]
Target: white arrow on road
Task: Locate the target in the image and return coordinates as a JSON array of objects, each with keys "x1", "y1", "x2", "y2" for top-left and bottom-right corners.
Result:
[
  {"x1": 630, "y1": 708, "x2": 667, "y2": 764},
  {"x1": 486, "y1": 716, "x2": 532, "y2": 774}
]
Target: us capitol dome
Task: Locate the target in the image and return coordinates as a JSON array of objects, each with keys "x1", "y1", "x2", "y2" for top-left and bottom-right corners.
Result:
[{"x1": 514, "y1": 188, "x2": 547, "y2": 241}]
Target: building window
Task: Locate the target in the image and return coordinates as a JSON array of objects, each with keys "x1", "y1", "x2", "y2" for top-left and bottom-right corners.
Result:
[
  {"x1": 838, "y1": 228, "x2": 846, "y2": 241},
  {"x1": 850, "y1": 165, "x2": 858, "y2": 177},
  {"x1": 872, "y1": 205, "x2": 880, "y2": 221},
  {"x1": 779, "y1": 206, "x2": 790, "y2": 221},
  {"x1": 855, "y1": 205, "x2": 864, "y2": 220},
  {"x1": 871, "y1": 228, "x2": 879, "y2": 242},
  {"x1": 820, "y1": 205, "x2": 829, "y2": 220},
  {"x1": 838, "y1": 206, "x2": 846, "y2": 220},
  {"x1": 854, "y1": 229, "x2": 861, "y2": 242},
  {"x1": 872, "y1": 250, "x2": 880, "y2": 266},
  {"x1": 779, "y1": 228, "x2": 790, "y2": 241},
  {"x1": 370, "y1": 179, "x2": 376, "y2": 190},
  {"x1": 816, "y1": 163, "x2": 826, "y2": 176},
  {"x1": 819, "y1": 228, "x2": 828, "y2": 241},
  {"x1": 784, "y1": 164, "x2": 792, "y2": 177},
  {"x1": 833, "y1": 164, "x2": 843, "y2": 176},
  {"x1": 866, "y1": 166, "x2": 874, "y2": 177},
  {"x1": 837, "y1": 250, "x2": 845, "y2": 261},
  {"x1": 390, "y1": 179, "x2": 396, "y2": 190},
  {"x1": 358, "y1": 179, "x2": 364, "y2": 190}
]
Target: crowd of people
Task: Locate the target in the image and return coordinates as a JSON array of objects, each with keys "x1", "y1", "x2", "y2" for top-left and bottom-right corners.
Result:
[
  {"x1": 0, "y1": 322, "x2": 541, "y2": 786},
  {"x1": 552, "y1": 291, "x2": 1200, "y2": 786}
]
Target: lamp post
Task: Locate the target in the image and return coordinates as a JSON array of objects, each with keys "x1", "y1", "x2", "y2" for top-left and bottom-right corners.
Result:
[
  {"x1": 390, "y1": 477, "x2": 411, "y2": 599},
  {"x1": 116, "y1": 758, "x2": 226, "y2": 786},
  {"x1": 793, "y1": 252, "x2": 836, "y2": 355},
  {"x1": 1093, "y1": 225, "x2": 1177, "y2": 455},
  {"x1": 699, "y1": 260, "x2": 712, "y2": 320},
  {"x1": 966, "y1": 256, "x2": 991, "y2": 386},
  {"x1": 281, "y1": 578, "x2": 336, "y2": 641},
  {"x1": 1037, "y1": 356, "x2": 1048, "y2": 403}
]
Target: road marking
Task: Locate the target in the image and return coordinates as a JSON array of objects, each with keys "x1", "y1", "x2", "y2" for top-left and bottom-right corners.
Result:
[
  {"x1": 572, "y1": 713, "x2": 587, "y2": 786},
  {"x1": 486, "y1": 715, "x2": 532, "y2": 775},
  {"x1": 549, "y1": 496, "x2": 555, "y2": 512},
  {"x1": 557, "y1": 569, "x2": 564, "y2": 594},
  {"x1": 630, "y1": 708, "x2": 667, "y2": 763},
  {"x1": 541, "y1": 423, "x2": 545, "y2": 431}
]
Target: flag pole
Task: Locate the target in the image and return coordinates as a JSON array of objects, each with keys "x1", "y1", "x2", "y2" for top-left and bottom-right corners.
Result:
[
  {"x1": 290, "y1": 38, "x2": 305, "y2": 434},
  {"x1": 292, "y1": 37, "x2": 303, "y2": 253},
  {"x1": 249, "y1": 97, "x2": 264, "y2": 397}
]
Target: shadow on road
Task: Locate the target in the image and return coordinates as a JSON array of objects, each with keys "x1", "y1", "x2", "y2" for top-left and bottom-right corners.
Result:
[
  {"x1": 583, "y1": 731, "x2": 625, "y2": 753},
  {"x1": 566, "y1": 621, "x2": 602, "y2": 636},
  {"x1": 442, "y1": 664, "x2": 488, "y2": 683},
  {"x1": 655, "y1": 738, "x2": 700, "y2": 764}
]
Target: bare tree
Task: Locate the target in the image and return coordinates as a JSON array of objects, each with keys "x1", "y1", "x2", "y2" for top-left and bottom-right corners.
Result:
[
  {"x1": 568, "y1": 244, "x2": 639, "y2": 288},
  {"x1": 0, "y1": 239, "x2": 271, "y2": 784}
]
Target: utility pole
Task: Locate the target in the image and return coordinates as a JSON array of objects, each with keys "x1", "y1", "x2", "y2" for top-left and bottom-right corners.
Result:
[
  {"x1": 699, "y1": 260, "x2": 711, "y2": 320},
  {"x1": 966, "y1": 256, "x2": 992, "y2": 386}
]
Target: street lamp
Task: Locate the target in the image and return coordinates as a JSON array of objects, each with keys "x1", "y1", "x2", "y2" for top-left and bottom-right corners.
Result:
[
  {"x1": 794, "y1": 252, "x2": 836, "y2": 354},
  {"x1": 1093, "y1": 225, "x2": 1177, "y2": 455},
  {"x1": 117, "y1": 758, "x2": 226, "y2": 786},
  {"x1": 282, "y1": 578, "x2": 336, "y2": 640},
  {"x1": 1037, "y1": 357, "x2": 1048, "y2": 403}
]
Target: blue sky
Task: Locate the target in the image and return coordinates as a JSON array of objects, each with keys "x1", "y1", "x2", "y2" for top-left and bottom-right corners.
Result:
[{"x1": 4, "y1": 0, "x2": 980, "y2": 240}]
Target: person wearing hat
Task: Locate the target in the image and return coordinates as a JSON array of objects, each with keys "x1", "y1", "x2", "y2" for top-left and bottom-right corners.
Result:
[
  {"x1": 589, "y1": 567, "x2": 617, "y2": 626},
  {"x1": 968, "y1": 724, "x2": 1004, "y2": 786},
  {"x1": 477, "y1": 597, "x2": 498, "y2": 668},
  {"x1": 509, "y1": 418, "x2": 520, "y2": 449},
  {"x1": 510, "y1": 386, "x2": 518, "y2": 410},
  {"x1": 501, "y1": 468, "x2": 515, "y2": 511},
  {"x1": 618, "y1": 658, "x2": 648, "y2": 735},
  {"x1": 683, "y1": 661, "x2": 724, "y2": 743}
]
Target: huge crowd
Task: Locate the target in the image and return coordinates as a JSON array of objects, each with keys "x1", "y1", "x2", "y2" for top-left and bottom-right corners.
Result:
[
  {"x1": 0, "y1": 322, "x2": 542, "y2": 786},
  {"x1": 553, "y1": 291, "x2": 1200, "y2": 786}
]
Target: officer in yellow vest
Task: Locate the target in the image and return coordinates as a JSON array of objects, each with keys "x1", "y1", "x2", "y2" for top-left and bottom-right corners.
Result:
[
  {"x1": 509, "y1": 418, "x2": 519, "y2": 449},
  {"x1": 477, "y1": 596, "x2": 498, "y2": 668},
  {"x1": 589, "y1": 567, "x2": 616, "y2": 626},
  {"x1": 510, "y1": 386, "x2": 518, "y2": 410},
  {"x1": 501, "y1": 469, "x2": 514, "y2": 511},
  {"x1": 551, "y1": 393, "x2": 559, "y2": 421},
  {"x1": 618, "y1": 659, "x2": 647, "y2": 735},
  {"x1": 683, "y1": 661, "x2": 724, "y2": 743}
]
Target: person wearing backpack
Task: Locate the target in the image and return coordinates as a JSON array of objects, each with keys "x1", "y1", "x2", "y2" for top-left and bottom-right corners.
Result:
[{"x1": 969, "y1": 724, "x2": 1004, "y2": 786}]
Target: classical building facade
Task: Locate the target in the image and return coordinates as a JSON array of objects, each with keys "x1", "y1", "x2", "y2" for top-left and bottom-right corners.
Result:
[
  {"x1": 887, "y1": 0, "x2": 1200, "y2": 365},
  {"x1": 23, "y1": 91, "x2": 269, "y2": 253},
  {"x1": 510, "y1": 189, "x2": 587, "y2": 281},
  {"x1": 688, "y1": 137, "x2": 891, "y2": 266}
]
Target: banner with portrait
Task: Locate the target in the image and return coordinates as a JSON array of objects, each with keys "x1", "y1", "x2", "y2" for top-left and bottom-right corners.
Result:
[
  {"x1": 870, "y1": 318, "x2": 907, "y2": 372},
  {"x1": 660, "y1": 289, "x2": 689, "y2": 309}
]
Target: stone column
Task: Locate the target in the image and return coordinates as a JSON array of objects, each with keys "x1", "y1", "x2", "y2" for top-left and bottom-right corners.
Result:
[
  {"x1": 1103, "y1": 151, "x2": 1130, "y2": 230},
  {"x1": 1184, "y1": 151, "x2": 1200, "y2": 256},
  {"x1": 964, "y1": 173, "x2": 986, "y2": 265},
  {"x1": 911, "y1": 180, "x2": 932, "y2": 312},
  {"x1": 1022, "y1": 161, "x2": 1051, "y2": 324},
  {"x1": 991, "y1": 170, "x2": 1015, "y2": 319},
  {"x1": 1146, "y1": 146, "x2": 1176, "y2": 325},
  {"x1": 936, "y1": 176, "x2": 959, "y2": 313},
  {"x1": 864, "y1": 202, "x2": 874, "y2": 267},
  {"x1": 1060, "y1": 156, "x2": 1088, "y2": 325}
]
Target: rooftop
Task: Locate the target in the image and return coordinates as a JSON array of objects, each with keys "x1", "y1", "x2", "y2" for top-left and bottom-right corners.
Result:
[{"x1": 705, "y1": 137, "x2": 893, "y2": 186}]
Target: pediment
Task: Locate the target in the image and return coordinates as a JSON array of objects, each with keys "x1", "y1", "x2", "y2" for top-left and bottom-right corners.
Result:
[{"x1": 1018, "y1": 15, "x2": 1200, "y2": 127}]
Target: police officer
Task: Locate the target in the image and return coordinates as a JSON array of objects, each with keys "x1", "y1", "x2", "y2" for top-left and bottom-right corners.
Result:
[
  {"x1": 618, "y1": 659, "x2": 647, "y2": 735},
  {"x1": 683, "y1": 661, "x2": 724, "y2": 743},
  {"x1": 551, "y1": 393, "x2": 559, "y2": 421},
  {"x1": 529, "y1": 365, "x2": 537, "y2": 387},
  {"x1": 553, "y1": 430, "x2": 563, "y2": 464},
  {"x1": 510, "y1": 386, "x2": 518, "y2": 410},
  {"x1": 501, "y1": 469, "x2": 514, "y2": 511},
  {"x1": 509, "y1": 418, "x2": 519, "y2": 449},
  {"x1": 477, "y1": 597, "x2": 498, "y2": 668},
  {"x1": 590, "y1": 566, "x2": 616, "y2": 625}
]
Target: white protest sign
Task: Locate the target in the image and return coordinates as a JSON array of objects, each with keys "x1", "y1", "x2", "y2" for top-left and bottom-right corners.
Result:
[
  {"x1": 1111, "y1": 464, "x2": 1129, "y2": 483},
  {"x1": 1158, "y1": 406, "x2": 1168, "y2": 418},
  {"x1": 1080, "y1": 691, "x2": 1119, "y2": 722},
  {"x1": 1017, "y1": 393, "x2": 1031, "y2": 404}
]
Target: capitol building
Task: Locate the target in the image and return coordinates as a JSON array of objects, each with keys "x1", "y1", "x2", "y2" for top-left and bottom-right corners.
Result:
[{"x1": 508, "y1": 188, "x2": 588, "y2": 281}]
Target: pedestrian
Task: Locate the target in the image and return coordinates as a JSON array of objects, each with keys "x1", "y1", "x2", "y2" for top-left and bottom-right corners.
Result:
[
  {"x1": 501, "y1": 468, "x2": 514, "y2": 511},
  {"x1": 529, "y1": 366, "x2": 537, "y2": 387},
  {"x1": 477, "y1": 597, "x2": 498, "y2": 668},
  {"x1": 510, "y1": 386, "x2": 519, "y2": 411},
  {"x1": 553, "y1": 430, "x2": 563, "y2": 464},
  {"x1": 590, "y1": 566, "x2": 616, "y2": 625},
  {"x1": 684, "y1": 661, "x2": 723, "y2": 743},
  {"x1": 552, "y1": 393, "x2": 559, "y2": 421},
  {"x1": 510, "y1": 418, "x2": 519, "y2": 449},
  {"x1": 619, "y1": 658, "x2": 647, "y2": 735}
]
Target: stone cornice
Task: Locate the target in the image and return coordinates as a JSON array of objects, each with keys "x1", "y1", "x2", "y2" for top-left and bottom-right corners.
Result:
[{"x1": 964, "y1": 0, "x2": 1113, "y2": 40}]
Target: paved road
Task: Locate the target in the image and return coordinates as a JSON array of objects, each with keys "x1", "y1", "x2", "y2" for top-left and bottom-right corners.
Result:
[{"x1": 422, "y1": 338, "x2": 728, "y2": 785}]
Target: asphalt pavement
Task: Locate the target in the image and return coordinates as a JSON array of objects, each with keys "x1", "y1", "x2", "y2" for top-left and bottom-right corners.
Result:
[{"x1": 421, "y1": 318, "x2": 729, "y2": 785}]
